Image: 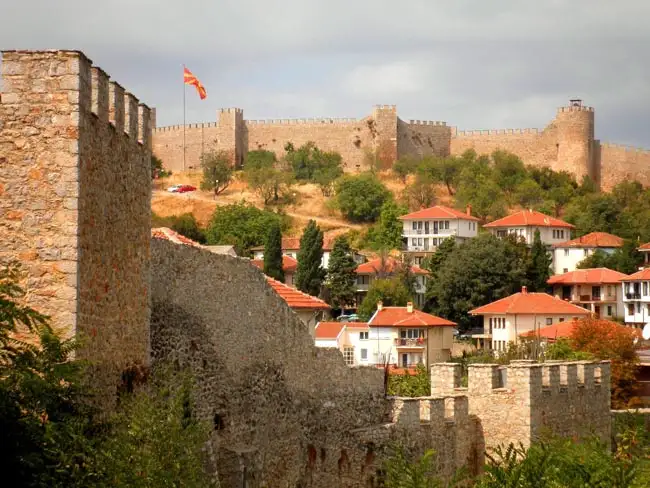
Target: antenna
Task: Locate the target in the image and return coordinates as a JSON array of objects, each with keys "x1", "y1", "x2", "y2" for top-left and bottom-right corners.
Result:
[{"x1": 642, "y1": 323, "x2": 650, "y2": 341}]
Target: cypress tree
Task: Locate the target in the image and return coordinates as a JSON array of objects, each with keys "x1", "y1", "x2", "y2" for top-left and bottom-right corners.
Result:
[
  {"x1": 326, "y1": 235, "x2": 358, "y2": 310},
  {"x1": 263, "y1": 222, "x2": 284, "y2": 282},
  {"x1": 527, "y1": 229, "x2": 552, "y2": 291},
  {"x1": 295, "y1": 220, "x2": 326, "y2": 296}
]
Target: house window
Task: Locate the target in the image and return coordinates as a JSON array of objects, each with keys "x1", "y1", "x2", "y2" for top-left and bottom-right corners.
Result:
[
  {"x1": 584, "y1": 249, "x2": 588, "y2": 256},
  {"x1": 637, "y1": 303, "x2": 641, "y2": 313},
  {"x1": 412, "y1": 222, "x2": 417, "y2": 230},
  {"x1": 418, "y1": 238, "x2": 423, "y2": 246},
  {"x1": 360, "y1": 349, "x2": 368, "y2": 361},
  {"x1": 628, "y1": 304, "x2": 635, "y2": 316},
  {"x1": 546, "y1": 318, "x2": 553, "y2": 325},
  {"x1": 564, "y1": 249, "x2": 569, "y2": 256},
  {"x1": 360, "y1": 331, "x2": 369, "y2": 340},
  {"x1": 343, "y1": 347, "x2": 354, "y2": 365},
  {"x1": 445, "y1": 221, "x2": 450, "y2": 230},
  {"x1": 563, "y1": 268, "x2": 568, "y2": 273},
  {"x1": 559, "y1": 318, "x2": 565, "y2": 322},
  {"x1": 400, "y1": 329, "x2": 424, "y2": 339},
  {"x1": 607, "y1": 306, "x2": 613, "y2": 316},
  {"x1": 412, "y1": 238, "x2": 417, "y2": 246},
  {"x1": 644, "y1": 283, "x2": 648, "y2": 296}
]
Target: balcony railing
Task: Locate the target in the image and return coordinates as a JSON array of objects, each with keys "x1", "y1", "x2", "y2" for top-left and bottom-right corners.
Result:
[
  {"x1": 394, "y1": 338, "x2": 425, "y2": 347},
  {"x1": 626, "y1": 292, "x2": 641, "y2": 300},
  {"x1": 356, "y1": 283, "x2": 369, "y2": 291},
  {"x1": 403, "y1": 229, "x2": 458, "y2": 237}
]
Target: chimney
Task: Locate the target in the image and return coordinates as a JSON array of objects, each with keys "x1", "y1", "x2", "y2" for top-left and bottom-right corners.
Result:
[
  {"x1": 521, "y1": 286, "x2": 528, "y2": 294},
  {"x1": 406, "y1": 302, "x2": 413, "y2": 313},
  {"x1": 466, "y1": 204, "x2": 472, "y2": 216},
  {"x1": 377, "y1": 300, "x2": 383, "y2": 311}
]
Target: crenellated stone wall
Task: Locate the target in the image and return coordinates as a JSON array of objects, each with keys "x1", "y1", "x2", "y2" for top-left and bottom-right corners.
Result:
[{"x1": 0, "y1": 50, "x2": 152, "y2": 400}]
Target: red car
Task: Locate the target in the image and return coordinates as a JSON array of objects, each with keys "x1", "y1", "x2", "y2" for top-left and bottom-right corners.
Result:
[{"x1": 176, "y1": 185, "x2": 196, "y2": 193}]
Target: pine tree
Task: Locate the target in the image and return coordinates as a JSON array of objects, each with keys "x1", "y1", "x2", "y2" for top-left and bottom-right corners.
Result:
[
  {"x1": 326, "y1": 235, "x2": 357, "y2": 310},
  {"x1": 263, "y1": 221, "x2": 284, "y2": 282},
  {"x1": 527, "y1": 229, "x2": 552, "y2": 292},
  {"x1": 295, "y1": 220, "x2": 326, "y2": 296}
]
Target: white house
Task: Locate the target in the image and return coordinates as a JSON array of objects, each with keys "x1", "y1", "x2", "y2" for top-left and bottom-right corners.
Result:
[
  {"x1": 469, "y1": 286, "x2": 590, "y2": 352},
  {"x1": 483, "y1": 209, "x2": 574, "y2": 246},
  {"x1": 355, "y1": 257, "x2": 429, "y2": 308},
  {"x1": 621, "y1": 268, "x2": 650, "y2": 327},
  {"x1": 398, "y1": 205, "x2": 479, "y2": 265},
  {"x1": 314, "y1": 302, "x2": 456, "y2": 368},
  {"x1": 547, "y1": 268, "x2": 629, "y2": 319},
  {"x1": 252, "y1": 236, "x2": 362, "y2": 270},
  {"x1": 552, "y1": 232, "x2": 623, "y2": 275}
]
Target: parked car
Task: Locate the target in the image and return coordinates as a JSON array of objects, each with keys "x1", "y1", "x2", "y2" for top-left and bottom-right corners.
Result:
[
  {"x1": 337, "y1": 314, "x2": 359, "y2": 323},
  {"x1": 176, "y1": 185, "x2": 196, "y2": 193},
  {"x1": 166, "y1": 184, "x2": 182, "y2": 193}
]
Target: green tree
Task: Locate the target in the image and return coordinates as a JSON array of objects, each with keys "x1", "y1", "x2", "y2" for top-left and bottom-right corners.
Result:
[
  {"x1": 579, "y1": 240, "x2": 644, "y2": 275},
  {"x1": 206, "y1": 202, "x2": 288, "y2": 257},
  {"x1": 515, "y1": 178, "x2": 545, "y2": 209},
  {"x1": 366, "y1": 200, "x2": 407, "y2": 251},
  {"x1": 455, "y1": 178, "x2": 507, "y2": 221},
  {"x1": 263, "y1": 221, "x2": 284, "y2": 282},
  {"x1": 404, "y1": 172, "x2": 437, "y2": 210},
  {"x1": 295, "y1": 220, "x2": 326, "y2": 296},
  {"x1": 243, "y1": 152, "x2": 294, "y2": 205},
  {"x1": 417, "y1": 156, "x2": 461, "y2": 196},
  {"x1": 312, "y1": 152, "x2": 344, "y2": 196},
  {"x1": 152, "y1": 212, "x2": 206, "y2": 244},
  {"x1": 427, "y1": 234, "x2": 528, "y2": 329},
  {"x1": 151, "y1": 154, "x2": 171, "y2": 179},
  {"x1": 526, "y1": 229, "x2": 552, "y2": 292},
  {"x1": 335, "y1": 173, "x2": 392, "y2": 223},
  {"x1": 284, "y1": 142, "x2": 344, "y2": 185},
  {"x1": 358, "y1": 278, "x2": 411, "y2": 321},
  {"x1": 492, "y1": 150, "x2": 527, "y2": 198},
  {"x1": 246, "y1": 149, "x2": 277, "y2": 170},
  {"x1": 326, "y1": 235, "x2": 358, "y2": 310},
  {"x1": 200, "y1": 149, "x2": 233, "y2": 197},
  {"x1": 564, "y1": 192, "x2": 621, "y2": 236},
  {"x1": 393, "y1": 156, "x2": 420, "y2": 183}
]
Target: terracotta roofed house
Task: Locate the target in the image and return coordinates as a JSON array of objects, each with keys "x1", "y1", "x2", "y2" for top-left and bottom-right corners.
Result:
[
  {"x1": 251, "y1": 255, "x2": 298, "y2": 287},
  {"x1": 399, "y1": 205, "x2": 479, "y2": 264},
  {"x1": 484, "y1": 209, "x2": 574, "y2": 246},
  {"x1": 469, "y1": 286, "x2": 590, "y2": 352},
  {"x1": 266, "y1": 277, "x2": 330, "y2": 336},
  {"x1": 548, "y1": 268, "x2": 629, "y2": 319},
  {"x1": 552, "y1": 232, "x2": 623, "y2": 274},
  {"x1": 366, "y1": 301, "x2": 456, "y2": 367},
  {"x1": 314, "y1": 321, "x2": 370, "y2": 366},
  {"x1": 355, "y1": 256, "x2": 429, "y2": 307},
  {"x1": 620, "y1": 268, "x2": 650, "y2": 326},
  {"x1": 638, "y1": 242, "x2": 650, "y2": 268}
]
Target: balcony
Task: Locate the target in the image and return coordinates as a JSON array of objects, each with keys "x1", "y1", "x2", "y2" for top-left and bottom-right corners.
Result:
[
  {"x1": 626, "y1": 292, "x2": 641, "y2": 300},
  {"x1": 356, "y1": 283, "x2": 369, "y2": 291},
  {"x1": 403, "y1": 228, "x2": 458, "y2": 237},
  {"x1": 394, "y1": 338, "x2": 425, "y2": 347}
]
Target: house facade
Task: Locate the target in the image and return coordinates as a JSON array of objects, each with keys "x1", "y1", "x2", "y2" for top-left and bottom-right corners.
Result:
[
  {"x1": 314, "y1": 322, "x2": 371, "y2": 366},
  {"x1": 251, "y1": 255, "x2": 298, "y2": 287},
  {"x1": 552, "y1": 232, "x2": 623, "y2": 275},
  {"x1": 483, "y1": 209, "x2": 574, "y2": 246},
  {"x1": 469, "y1": 286, "x2": 590, "y2": 352},
  {"x1": 547, "y1": 268, "x2": 628, "y2": 319},
  {"x1": 620, "y1": 268, "x2": 650, "y2": 326},
  {"x1": 398, "y1": 205, "x2": 479, "y2": 264},
  {"x1": 355, "y1": 257, "x2": 429, "y2": 307},
  {"x1": 639, "y1": 242, "x2": 650, "y2": 268}
]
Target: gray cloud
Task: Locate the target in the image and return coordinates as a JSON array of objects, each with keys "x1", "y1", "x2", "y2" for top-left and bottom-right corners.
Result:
[{"x1": 2, "y1": 0, "x2": 649, "y2": 147}]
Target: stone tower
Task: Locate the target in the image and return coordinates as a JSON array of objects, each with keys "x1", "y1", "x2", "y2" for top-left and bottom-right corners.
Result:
[
  {"x1": 554, "y1": 99, "x2": 595, "y2": 183},
  {"x1": 0, "y1": 50, "x2": 152, "y2": 399},
  {"x1": 217, "y1": 107, "x2": 245, "y2": 168},
  {"x1": 372, "y1": 104, "x2": 398, "y2": 169}
]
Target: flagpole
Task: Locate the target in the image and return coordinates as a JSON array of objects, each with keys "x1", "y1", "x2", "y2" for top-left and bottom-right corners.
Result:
[{"x1": 182, "y1": 64, "x2": 186, "y2": 172}]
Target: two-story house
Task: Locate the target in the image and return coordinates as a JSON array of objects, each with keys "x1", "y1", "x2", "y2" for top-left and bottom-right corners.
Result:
[
  {"x1": 355, "y1": 257, "x2": 429, "y2": 307},
  {"x1": 552, "y1": 232, "x2": 623, "y2": 275},
  {"x1": 620, "y1": 268, "x2": 650, "y2": 327},
  {"x1": 469, "y1": 286, "x2": 590, "y2": 352},
  {"x1": 483, "y1": 209, "x2": 574, "y2": 246},
  {"x1": 314, "y1": 321, "x2": 371, "y2": 366},
  {"x1": 398, "y1": 205, "x2": 479, "y2": 265},
  {"x1": 251, "y1": 255, "x2": 298, "y2": 287},
  {"x1": 547, "y1": 268, "x2": 628, "y2": 319}
]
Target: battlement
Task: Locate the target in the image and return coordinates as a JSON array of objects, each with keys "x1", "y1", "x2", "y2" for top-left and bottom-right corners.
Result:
[
  {"x1": 245, "y1": 117, "x2": 359, "y2": 125},
  {"x1": 600, "y1": 142, "x2": 650, "y2": 153},
  {"x1": 558, "y1": 105, "x2": 594, "y2": 113},
  {"x1": 388, "y1": 395, "x2": 468, "y2": 427},
  {"x1": 218, "y1": 107, "x2": 243, "y2": 114},
  {"x1": 453, "y1": 128, "x2": 541, "y2": 137},
  {"x1": 374, "y1": 104, "x2": 397, "y2": 111},
  {"x1": 1, "y1": 50, "x2": 152, "y2": 148},
  {"x1": 408, "y1": 120, "x2": 447, "y2": 126}
]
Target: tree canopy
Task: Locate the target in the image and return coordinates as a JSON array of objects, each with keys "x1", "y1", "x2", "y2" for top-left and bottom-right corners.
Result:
[
  {"x1": 335, "y1": 173, "x2": 392, "y2": 223},
  {"x1": 326, "y1": 235, "x2": 358, "y2": 310},
  {"x1": 199, "y1": 149, "x2": 233, "y2": 196},
  {"x1": 358, "y1": 278, "x2": 412, "y2": 321},
  {"x1": 295, "y1": 220, "x2": 326, "y2": 296},
  {"x1": 263, "y1": 221, "x2": 284, "y2": 282}
]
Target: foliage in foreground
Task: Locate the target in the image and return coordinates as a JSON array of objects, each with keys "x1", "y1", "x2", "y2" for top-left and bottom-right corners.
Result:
[
  {"x1": 387, "y1": 363, "x2": 430, "y2": 397},
  {"x1": 152, "y1": 212, "x2": 207, "y2": 244}
]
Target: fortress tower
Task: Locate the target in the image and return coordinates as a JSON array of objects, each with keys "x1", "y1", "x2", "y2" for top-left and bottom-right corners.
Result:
[
  {"x1": 217, "y1": 107, "x2": 244, "y2": 168},
  {"x1": 0, "y1": 50, "x2": 152, "y2": 399},
  {"x1": 554, "y1": 99, "x2": 596, "y2": 182}
]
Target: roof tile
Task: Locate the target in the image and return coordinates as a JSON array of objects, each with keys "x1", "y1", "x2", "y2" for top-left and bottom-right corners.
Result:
[
  {"x1": 470, "y1": 290, "x2": 591, "y2": 315},
  {"x1": 369, "y1": 307, "x2": 456, "y2": 327},
  {"x1": 484, "y1": 210, "x2": 574, "y2": 229},
  {"x1": 553, "y1": 232, "x2": 623, "y2": 248},
  {"x1": 356, "y1": 257, "x2": 429, "y2": 275},
  {"x1": 399, "y1": 205, "x2": 480, "y2": 221},
  {"x1": 315, "y1": 321, "x2": 345, "y2": 339},
  {"x1": 267, "y1": 277, "x2": 330, "y2": 310},
  {"x1": 251, "y1": 255, "x2": 298, "y2": 273},
  {"x1": 548, "y1": 268, "x2": 629, "y2": 285}
]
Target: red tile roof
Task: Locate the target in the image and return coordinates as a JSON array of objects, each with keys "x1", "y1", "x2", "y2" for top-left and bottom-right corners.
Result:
[
  {"x1": 623, "y1": 268, "x2": 650, "y2": 281},
  {"x1": 553, "y1": 232, "x2": 623, "y2": 249},
  {"x1": 484, "y1": 210, "x2": 574, "y2": 229},
  {"x1": 369, "y1": 307, "x2": 456, "y2": 327},
  {"x1": 151, "y1": 227, "x2": 204, "y2": 247},
  {"x1": 251, "y1": 236, "x2": 338, "y2": 252},
  {"x1": 315, "y1": 321, "x2": 345, "y2": 339},
  {"x1": 399, "y1": 205, "x2": 480, "y2": 221},
  {"x1": 355, "y1": 257, "x2": 429, "y2": 275},
  {"x1": 520, "y1": 320, "x2": 578, "y2": 340},
  {"x1": 469, "y1": 288, "x2": 591, "y2": 315},
  {"x1": 250, "y1": 255, "x2": 298, "y2": 273},
  {"x1": 266, "y1": 277, "x2": 330, "y2": 310},
  {"x1": 345, "y1": 322, "x2": 369, "y2": 330},
  {"x1": 548, "y1": 268, "x2": 629, "y2": 285},
  {"x1": 639, "y1": 242, "x2": 650, "y2": 251}
]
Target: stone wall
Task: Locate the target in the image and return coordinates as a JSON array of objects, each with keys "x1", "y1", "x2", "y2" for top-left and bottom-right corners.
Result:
[
  {"x1": 0, "y1": 50, "x2": 152, "y2": 399},
  {"x1": 150, "y1": 239, "x2": 485, "y2": 486},
  {"x1": 153, "y1": 102, "x2": 650, "y2": 190}
]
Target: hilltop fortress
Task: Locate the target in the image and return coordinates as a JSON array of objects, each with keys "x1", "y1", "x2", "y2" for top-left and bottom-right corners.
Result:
[{"x1": 153, "y1": 102, "x2": 650, "y2": 190}]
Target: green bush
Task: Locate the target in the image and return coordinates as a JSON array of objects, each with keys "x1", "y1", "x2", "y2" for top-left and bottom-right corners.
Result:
[{"x1": 335, "y1": 173, "x2": 392, "y2": 223}]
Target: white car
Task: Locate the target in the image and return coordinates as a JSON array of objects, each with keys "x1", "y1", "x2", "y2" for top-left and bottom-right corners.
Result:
[{"x1": 167, "y1": 184, "x2": 182, "y2": 193}]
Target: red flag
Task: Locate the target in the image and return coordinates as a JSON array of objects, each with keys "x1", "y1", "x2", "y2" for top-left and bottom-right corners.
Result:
[{"x1": 183, "y1": 67, "x2": 207, "y2": 100}]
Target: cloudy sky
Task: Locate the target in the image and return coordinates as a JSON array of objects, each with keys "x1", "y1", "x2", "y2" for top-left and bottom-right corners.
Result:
[{"x1": 2, "y1": 1, "x2": 649, "y2": 147}]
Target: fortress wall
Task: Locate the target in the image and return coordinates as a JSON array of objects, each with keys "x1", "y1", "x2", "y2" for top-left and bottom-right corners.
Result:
[
  {"x1": 245, "y1": 118, "x2": 374, "y2": 171},
  {"x1": 598, "y1": 143, "x2": 650, "y2": 190},
  {"x1": 0, "y1": 50, "x2": 152, "y2": 402},
  {"x1": 153, "y1": 123, "x2": 220, "y2": 173},
  {"x1": 398, "y1": 119, "x2": 452, "y2": 159}
]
